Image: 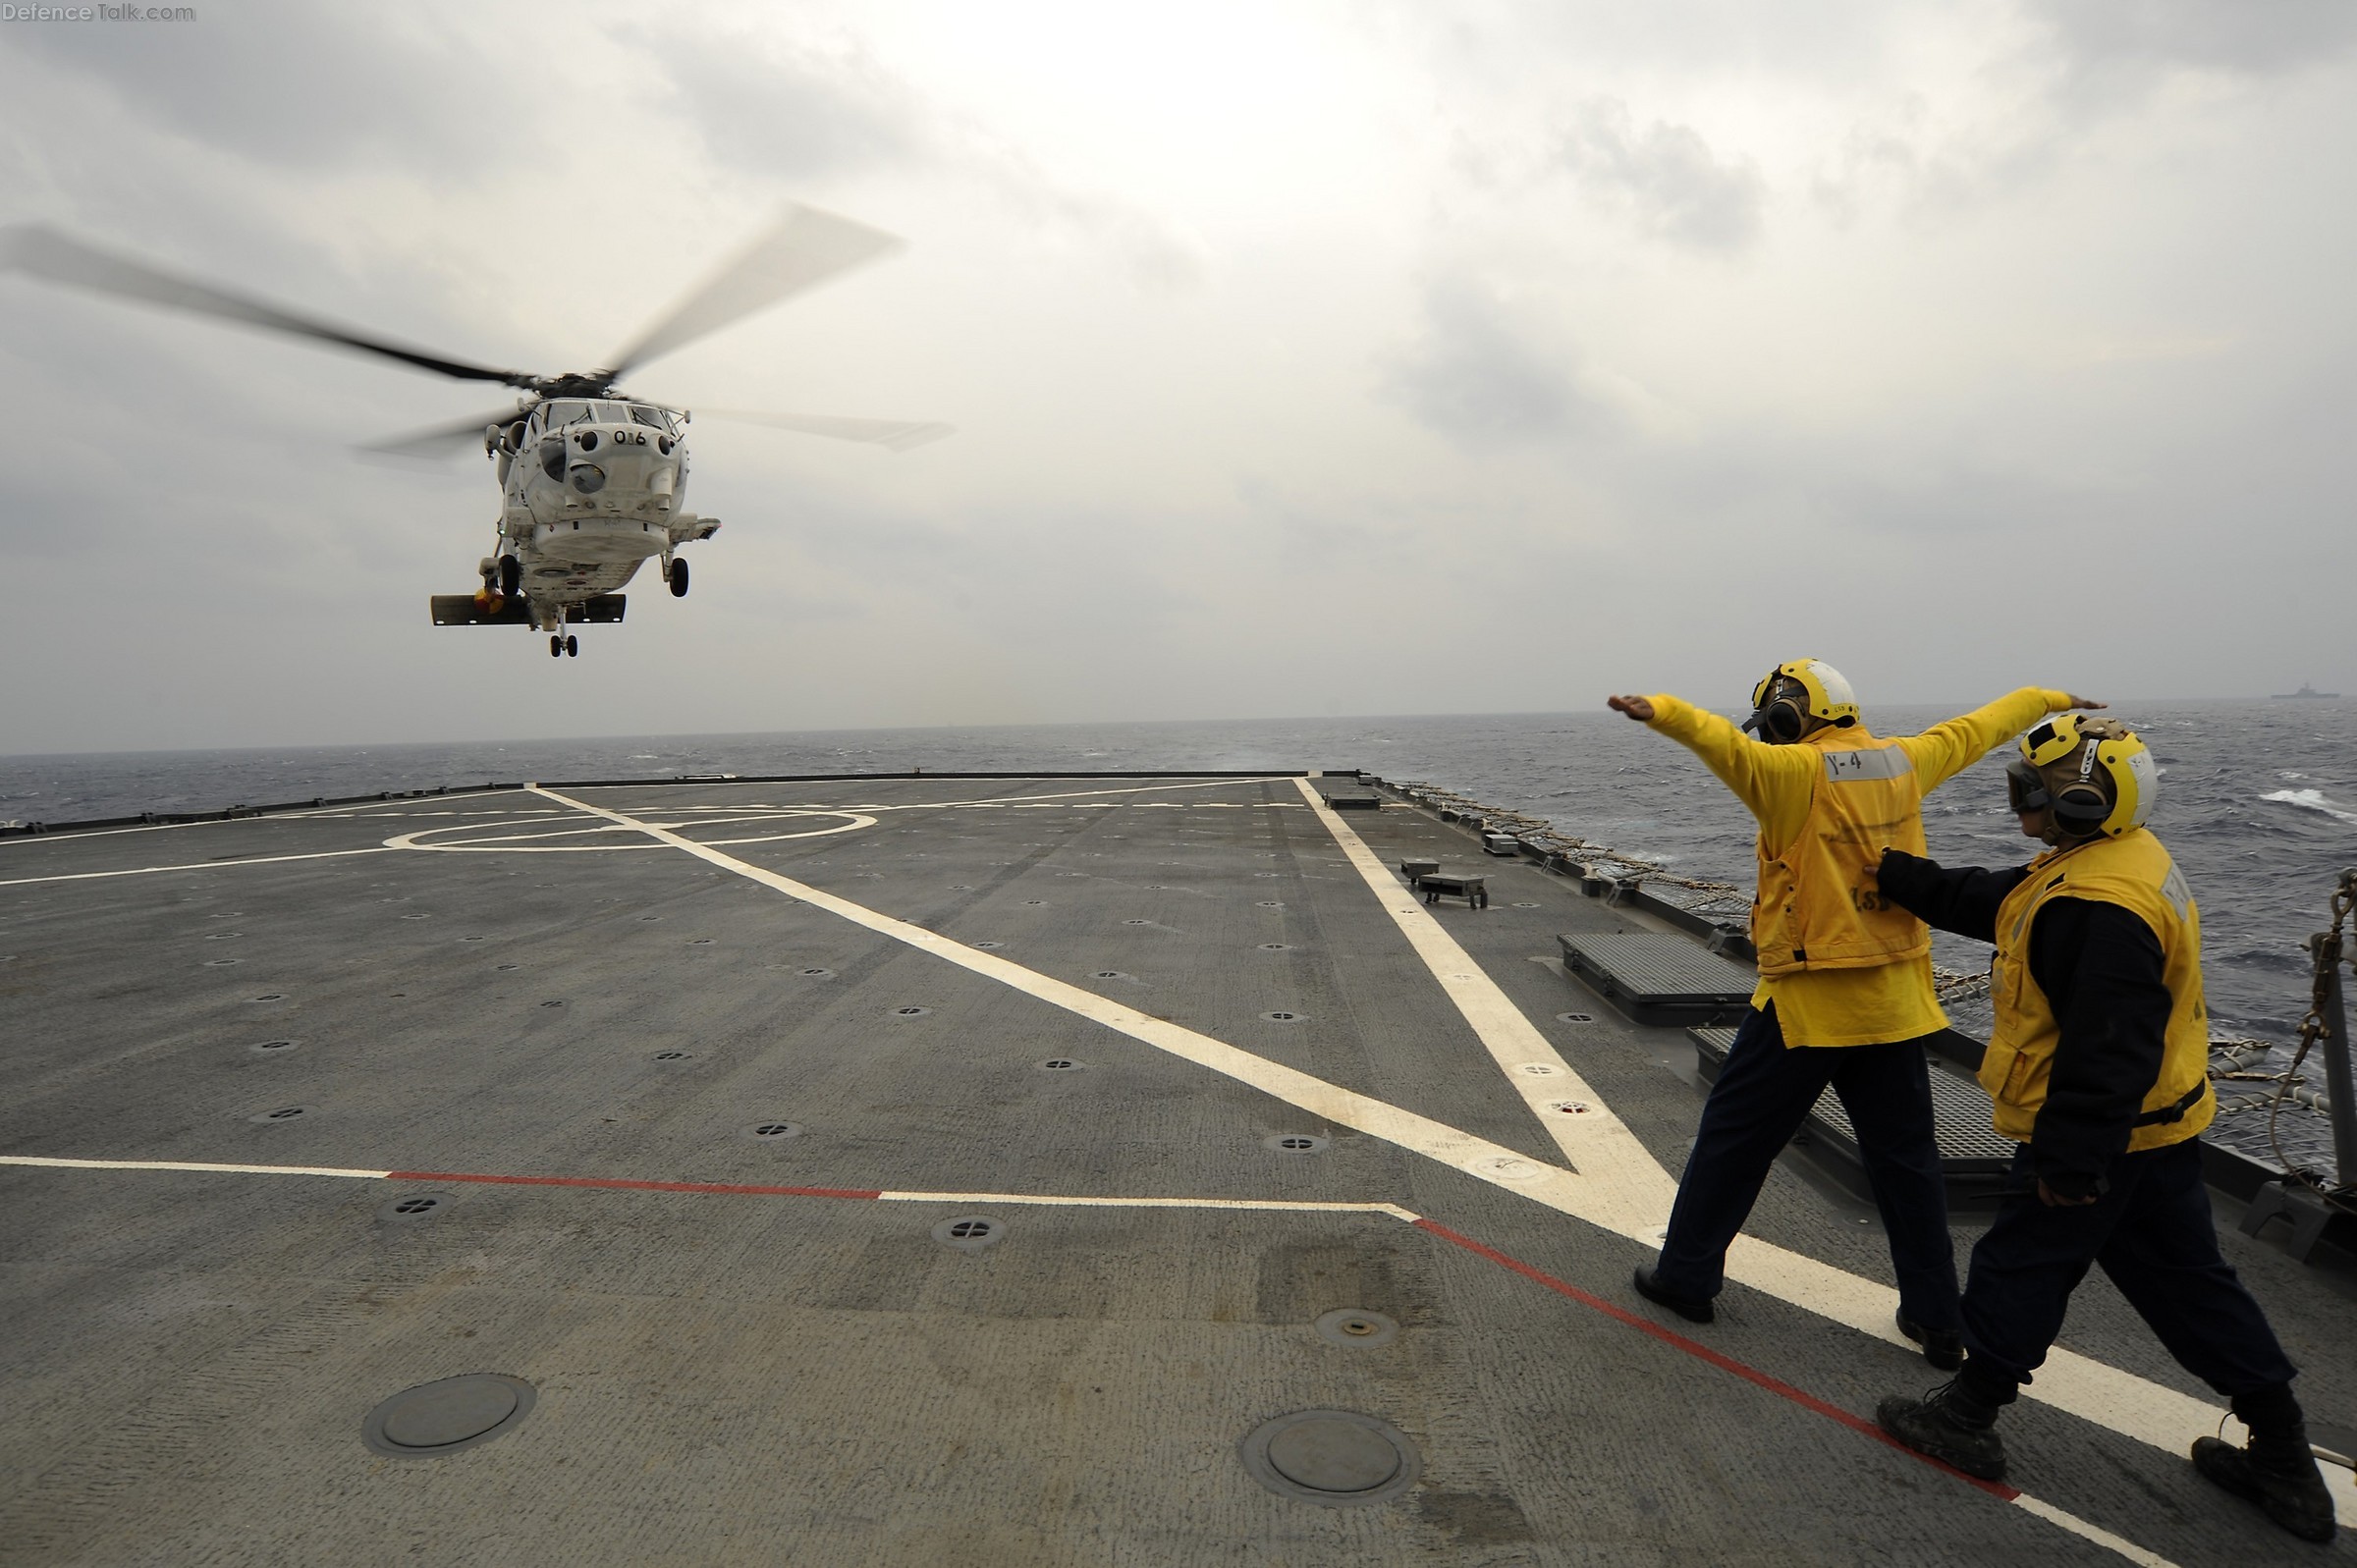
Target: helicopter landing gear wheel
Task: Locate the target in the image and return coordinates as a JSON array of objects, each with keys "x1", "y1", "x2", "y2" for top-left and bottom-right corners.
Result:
[
  {"x1": 500, "y1": 556, "x2": 521, "y2": 597},
  {"x1": 667, "y1": 557, "x2": 689, "y2": 598},
  {"x1": 549, "y1": 635, "x2": 564, "y2": 658},
  {"x1": 565, "y1": 634, "x2": 579, "y2": 658}
]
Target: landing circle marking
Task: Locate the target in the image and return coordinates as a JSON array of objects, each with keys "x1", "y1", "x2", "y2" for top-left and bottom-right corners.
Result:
[{"x1": 384, "y1": 805, "x2": 875, "y2": 855}]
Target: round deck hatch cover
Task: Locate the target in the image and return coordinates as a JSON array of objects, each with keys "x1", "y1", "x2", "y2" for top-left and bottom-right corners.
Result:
[
  {"x1": 1240, "y1": 1410, "x2": 1420, "y2": 1506},
  {"x1": 362, "y1": 1374, "x2": 534, "y2": 1457}
]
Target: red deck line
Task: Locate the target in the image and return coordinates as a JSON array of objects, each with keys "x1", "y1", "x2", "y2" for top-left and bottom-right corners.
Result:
[
  {"x1": 384, "y1": 1170, "x2": 884, "y2": 1200},
  {"x1": 1412, "y1": 1217, "x2": 2020, "y2": 1502}
]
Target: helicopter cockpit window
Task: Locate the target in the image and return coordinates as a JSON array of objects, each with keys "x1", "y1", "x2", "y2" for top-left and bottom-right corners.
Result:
[
  {"x1": 629, "y1": 406, "x2": 675, "y2": 433},
  {"x1": 541, "y1": 401, "x2": 590, "y2": 427},
  {"x1": 595, "y1": 403, "x2": 634, "y2": 423}
]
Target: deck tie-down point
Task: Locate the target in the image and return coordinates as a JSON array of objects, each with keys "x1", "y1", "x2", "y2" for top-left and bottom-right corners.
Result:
[{"x1": 1313, "y1": 1309, "x2": 1399, "y2": 1348}]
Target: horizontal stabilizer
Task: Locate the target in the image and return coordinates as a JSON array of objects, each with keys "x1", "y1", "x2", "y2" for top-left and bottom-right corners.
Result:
[{"x1": 429, "y1": 594, "x2": 627, "y2": 626}]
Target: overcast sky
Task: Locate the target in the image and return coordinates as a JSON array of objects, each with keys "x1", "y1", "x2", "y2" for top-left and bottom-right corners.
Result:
[{"x1": 1, "y1": 0, "x2": 2351, "y2": 753}]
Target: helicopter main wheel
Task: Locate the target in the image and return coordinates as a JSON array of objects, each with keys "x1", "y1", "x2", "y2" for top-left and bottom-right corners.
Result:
[
  {"x1": 668, "y1": 557, "x2": 689, "y2": 597},
  {"x1": 500, "y1": 556, "x2": 521, "y2": 597},
  {"x1": 549, "y1": 635, "x2": 563, "y2": 658},
  {"x1": 565, "y1": 635, "x2": 579, "y2": 658}
]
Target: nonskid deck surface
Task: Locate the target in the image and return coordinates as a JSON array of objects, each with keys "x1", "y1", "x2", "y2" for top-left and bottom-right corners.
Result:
[{"x1": 1, "y1": 775, "x2": 2349, "y2": 1567}]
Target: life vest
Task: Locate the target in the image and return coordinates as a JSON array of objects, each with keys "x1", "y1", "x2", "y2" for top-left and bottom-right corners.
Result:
[
  {"x1": 1977, "y1": 829, "x2": 2214, "y2": 1150},
  {"x1": 1752, "y1": 732, "x2": 1931, "y2": 977}
]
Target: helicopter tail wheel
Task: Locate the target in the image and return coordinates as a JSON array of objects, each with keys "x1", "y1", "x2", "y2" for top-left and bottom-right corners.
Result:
[
  {"x1": 549, "y1": 635, "x2": 563, "y2": 658},
  {"x1": 668, "y1": 557, "x2": 689, "y2": 598},
  {"x1": 500, "y1": 556, "x2": 521, "y2": 597},
  {"x1": 565, "y1": 634, "x2": 579, "y2": 658}
]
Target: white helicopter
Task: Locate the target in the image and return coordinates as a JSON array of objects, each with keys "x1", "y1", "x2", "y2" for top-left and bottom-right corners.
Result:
[{"x1": 0, "y1": 208, "x2": 950, "y2": 658}]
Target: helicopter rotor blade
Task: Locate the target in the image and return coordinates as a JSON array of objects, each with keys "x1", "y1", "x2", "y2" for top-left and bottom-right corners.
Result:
[
  {"x1": 696, "y1": 407, "x2": 953, "y2": 453},
  {"x1": 358, "y1": 406, "x2": 532, "y2": 460},
  {"x1": 0, "y1": 224, "x2": 541, "y2": 389},
  {"x1": 603, "y1": 205, "x2": 904, "y2": 379}
]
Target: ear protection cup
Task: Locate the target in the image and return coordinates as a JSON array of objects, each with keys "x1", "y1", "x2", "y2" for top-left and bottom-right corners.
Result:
[{"x1": 2052, "y1": 783, "x2": 2110, "y2": 831}]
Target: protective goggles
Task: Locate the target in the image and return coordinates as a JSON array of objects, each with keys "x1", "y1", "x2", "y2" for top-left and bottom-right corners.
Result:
[{"x1": 2004, "y1": 756, "x2": 2053, "y2": 814}]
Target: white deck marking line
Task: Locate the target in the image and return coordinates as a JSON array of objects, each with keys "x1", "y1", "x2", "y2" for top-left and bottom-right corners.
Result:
[
  {"x1": 0, "y1": 1156, "x2": 393, "y2": 1179},
  {"x1": 1294, "y1": 779, "x2": 1676, "y2": 1227},
  {"x1": 565, "y1": 776, "x2": 1294, "y2": 812},
  {"x1": 880, "y1": 1190, "x2": 1422, "y2": 1220},
  {"x1": 525, "y1": 786, "x2": 2340, "y2": 1537},
  {"x1": 879, "y1": 776, "x2": 1297, "y2": 810},
  {"x1": 0, "y1": 1157, "x2": 1420, "y2": 1220},
  {"x1": 2008, "y1": 1493, "x2": 2181, "y2": 1568},
  {"x1": 0, "y1": 845, "x2": 400, "y2": 889},
  {"x1": 1294, "y1": 785, "x2": 2349, "y2": 1532}
]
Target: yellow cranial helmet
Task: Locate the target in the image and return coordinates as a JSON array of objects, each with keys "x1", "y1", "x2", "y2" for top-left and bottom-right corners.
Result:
[
  {"x1": 1744, "y1": 659, "x2": 1859, "y2": 742},
  {"x1": 2008, "y1": 714, "x2": 2157, "y2": 838}
]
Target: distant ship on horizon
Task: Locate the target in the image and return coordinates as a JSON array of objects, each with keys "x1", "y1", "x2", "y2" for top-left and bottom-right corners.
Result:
[{"x1": 2270, "y1": 681, "x2": 2340, "y2": 698}]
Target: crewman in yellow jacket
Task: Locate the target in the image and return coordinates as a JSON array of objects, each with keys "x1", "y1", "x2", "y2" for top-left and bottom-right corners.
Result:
[
  {"x1": 1606, "y1": 662, "x2": 2086, "y2": 1367},
  {"x1": 1871, "y1": 717, "x2": 2332, "y2": 1542}
]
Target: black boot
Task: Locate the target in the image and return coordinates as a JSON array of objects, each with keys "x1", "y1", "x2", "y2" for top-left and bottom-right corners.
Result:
[
  {"x1": 1632, "y1": 1263, "x2": 1714, "y2": 1324},
  {"x1": 2192, "y1": 1385, "x2": 2336, "y2": 1544},
  {"x1": 1877, "y1": 1379, "x2": 2006, "y2": 1481},
  {"x1": 1896, "y1": 1309, "x2": 1963, "y2": 1372}
]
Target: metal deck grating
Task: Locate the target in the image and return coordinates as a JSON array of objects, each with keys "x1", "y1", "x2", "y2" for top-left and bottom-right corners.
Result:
[{"x1": 1560, "y1": 934, "x2": 1757, "y2": 1026}]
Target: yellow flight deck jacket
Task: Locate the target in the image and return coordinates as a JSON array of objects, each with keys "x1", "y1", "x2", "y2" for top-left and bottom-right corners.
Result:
[
  {"x1": 1642, "y1": 686, "x2": 2073, "y2": 1047},
  {"x1": 1982, "y1": 828, "x2": 2215, "y2": 1149}
]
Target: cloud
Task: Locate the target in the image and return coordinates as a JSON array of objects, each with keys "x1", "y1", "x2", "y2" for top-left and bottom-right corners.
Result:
[
  {"x1": 1378, "y1": 279, "x2": 1608, "y2": 450},
  {"x1": 637, "y1": 24, "x2": 1200, "y2": 292},
  {"x1": 2029, "y1": 0, "x2": 2357, "y2": 80},
  {"x1": 637, "y1": 28, "x2": 929, "y2": 181},
  {"x1": 1555, "y1": 98, "x2": 1766, "y2": 252},
  {"x1": 0, "y1": 2, "x2": 512, "y2": 172}
]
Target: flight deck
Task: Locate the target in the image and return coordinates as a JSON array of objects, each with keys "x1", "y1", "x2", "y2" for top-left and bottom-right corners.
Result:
[{"x1": 1, "y1": 774, "x2": 2350, "y2": 1565}]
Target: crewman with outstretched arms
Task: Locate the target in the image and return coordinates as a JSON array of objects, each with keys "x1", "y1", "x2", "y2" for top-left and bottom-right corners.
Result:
[
  {"x1": 1606, "y1": 663, "x2": 2088, "y2": 1367},
  {"x1": 1871, "y1": 715, "x2": 2334, "y2": 1542}
]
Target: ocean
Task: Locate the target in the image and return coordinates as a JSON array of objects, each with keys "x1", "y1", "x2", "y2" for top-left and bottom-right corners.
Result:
[{"x1": 5, "y1": 697, "x2": 2353, "y2": 1045}]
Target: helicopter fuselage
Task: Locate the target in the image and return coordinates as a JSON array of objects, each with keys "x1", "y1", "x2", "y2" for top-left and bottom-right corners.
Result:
[{"x1": 481, "y1": 397, "x2": 718, "y2": 630}]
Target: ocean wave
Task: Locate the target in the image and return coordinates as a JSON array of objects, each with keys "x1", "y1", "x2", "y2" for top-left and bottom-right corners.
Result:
[
  {"x1": 2216, "y1": 946, "x2": 2313, "y2": 975},
  {"x1": 2260, "y1": 788, "x2": 2357, "y2": 828}
]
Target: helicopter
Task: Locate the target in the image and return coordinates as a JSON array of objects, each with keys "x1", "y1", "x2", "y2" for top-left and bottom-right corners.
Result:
[{"x1": 0, "y1": 208, "x2": 951, "y2": 658}]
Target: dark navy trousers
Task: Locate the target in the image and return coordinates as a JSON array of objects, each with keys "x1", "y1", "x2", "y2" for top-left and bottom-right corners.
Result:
[
  {"x1": 1656, "y1": 1002, "x2": 1961, "y2": 1329},
  {"x1": 1959, "y1": 1139, "x2": 2296, "y2": 1398}
]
